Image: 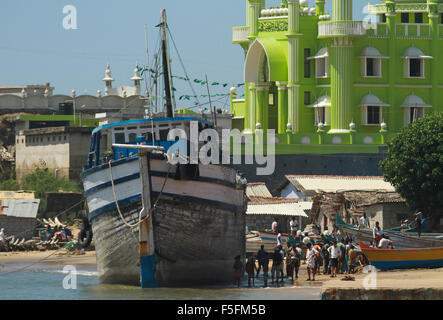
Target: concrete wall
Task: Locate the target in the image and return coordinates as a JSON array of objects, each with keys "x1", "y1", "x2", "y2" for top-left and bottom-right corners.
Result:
[
  {"x1": 69, "y1": 130, "x2": 94, "y2": 180},
  {"x1": 15, "y1": 130, "x2": 70, "y2": 180},
  {"x1": 381, "y1": 203, "x2": 414, "y2": 230},
  {"x1": 15, "y1": 127, "x2": 93, "y2": 181},
  {"x1": 246, "y1": 215, "x2": 290, "y2": 233},
  {"x1": 364, "y1": 204, "x2": 385, "y2": 229},
  {"x1": 0, "y1": 216, "x2": 36, "y2": 239}
]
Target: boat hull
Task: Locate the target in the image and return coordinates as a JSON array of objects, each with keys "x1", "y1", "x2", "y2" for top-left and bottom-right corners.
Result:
[
  {"x1": 359, "y1": 241, "x2": 443, "y2": 271},
  {"x1": 83, "y1": 155, "x2": 246, "y2": 286},
  {"x1": 258, "y1": 230, "x2": 289, "y2": 244},
  {"x1": 337, "y1": 216, "x2": 443, "y2": 249}
]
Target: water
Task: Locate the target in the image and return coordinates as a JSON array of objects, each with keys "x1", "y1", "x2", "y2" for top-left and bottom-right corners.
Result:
[{"x1": 0, "y1": 264, "x2": 321, "y2": 300}]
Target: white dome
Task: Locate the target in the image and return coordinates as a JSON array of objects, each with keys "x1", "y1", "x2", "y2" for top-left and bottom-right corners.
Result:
[{"x1": 300, "y1": 0, "x2": 308, "y2": 7}]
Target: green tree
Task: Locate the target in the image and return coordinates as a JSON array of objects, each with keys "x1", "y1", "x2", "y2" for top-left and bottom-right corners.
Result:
[
  {"x1": 380, "y1": 112, "x2": 443, "y2": 217},
  {"x1": 0, "y1": 172, "x2": 19, "y2": 191},
  {"x1": 20, "y1": 161, "x2": 81, "y2": 213}
]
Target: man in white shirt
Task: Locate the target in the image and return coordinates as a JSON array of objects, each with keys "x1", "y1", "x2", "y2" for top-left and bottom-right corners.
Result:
[
  {"x1": 359, "y1": 213, "x2": 370, "y2": 229},
  {"x1": 373, "y1": 221, "x2": 382, "y2": 245},
  {"x1": 378, "y1": 235, "x2": 393, "y2": 249},
  {"x1": 327, "y1": 242, "x2": 341, "y2": 277},
  {"x1": 289, "y1": 218, "x2": 297, "y2": 237},
  {"x1": 306, "y1": 243, "x2": 319, "y2": 281}
]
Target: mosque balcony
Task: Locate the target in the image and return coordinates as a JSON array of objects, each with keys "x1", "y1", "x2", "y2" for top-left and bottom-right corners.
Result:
[
  {"x1": 395, "y1": 23, "x2": 431, "y2": 38},
  {"x1": 318, "y1": 21, "x2": 366, "y2": 38},
  {"x1": 232, "y1": 26, "x2": 250, "y2": 43}
]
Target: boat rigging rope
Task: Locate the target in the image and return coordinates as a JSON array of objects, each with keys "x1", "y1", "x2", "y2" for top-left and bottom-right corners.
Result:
[
  {"x1": 108, "y1": 153, "x2": 171, "y2": 229},
  {"x1": 0, "y1": 246, "x2": 67, "y2": 277}
]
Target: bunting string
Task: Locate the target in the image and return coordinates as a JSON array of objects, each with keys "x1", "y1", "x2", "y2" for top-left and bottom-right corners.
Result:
[{"x1": 138, "y1": 67, "x2": 245, "y2": 89}]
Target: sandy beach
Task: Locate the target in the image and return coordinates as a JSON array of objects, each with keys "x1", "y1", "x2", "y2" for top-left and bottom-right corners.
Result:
[{"x1": 0, "y1": 250, "x2": 97, "y2": 267}]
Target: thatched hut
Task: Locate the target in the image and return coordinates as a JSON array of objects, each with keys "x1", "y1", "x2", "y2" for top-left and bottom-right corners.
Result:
[{"x1": 309, "y1": 190, "x2": 411, "y2": 232}]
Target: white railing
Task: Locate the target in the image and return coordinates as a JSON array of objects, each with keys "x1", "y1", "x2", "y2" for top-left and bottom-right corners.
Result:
[
  {"x1": 232, "y1": 26, "x2": 250, "y2": 42},
  {"x1": 396, "y1": 23, "x2": 431, "y2": 37},
  {"x1": 318, "y1": 21, "x2": 366, "y2": 37}
]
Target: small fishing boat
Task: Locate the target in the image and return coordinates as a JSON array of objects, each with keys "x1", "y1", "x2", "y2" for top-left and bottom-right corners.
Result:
[
  {"x1": 258, "y1": 230, "x2": 289, "y2": 244},
  {"x1": 336, "y1": 215, "x2": 443, "y2": 248},
  {"x1": 359, "y1": 241, "x2": 443, "y2": 271}
]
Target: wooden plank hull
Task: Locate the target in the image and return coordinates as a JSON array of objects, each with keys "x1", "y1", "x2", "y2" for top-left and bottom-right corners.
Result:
[
  {"x1": 82, "y1": 156, "x2": 246, "y2": 286},
  {"x1": 359, "y1": 241, "x2": 443, "y2": 271}
]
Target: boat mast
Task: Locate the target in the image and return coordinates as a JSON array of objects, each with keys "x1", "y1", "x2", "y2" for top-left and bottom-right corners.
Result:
[{"x1": 160, "y1": 9, "x2": 174, "y2": 118}]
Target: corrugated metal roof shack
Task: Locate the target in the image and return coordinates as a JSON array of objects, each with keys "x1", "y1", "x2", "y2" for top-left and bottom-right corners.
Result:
[
  {"x1": 246, "y1": 200, "x2": 311, "y2": 233},
  {"x1": 0, "y1": 191, "x2": 40, "y2": 239}
]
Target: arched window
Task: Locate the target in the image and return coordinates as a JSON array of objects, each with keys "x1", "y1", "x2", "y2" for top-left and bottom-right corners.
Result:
[
  {"x1": 359, "y1": 93, "x2": 390, "y2": 126},
  {"x1": 401, "y1": 47, "x2": 432, "y2": 79},
  {"x1": 359, "y1": 47, "x2": 389, "y2": 78}
]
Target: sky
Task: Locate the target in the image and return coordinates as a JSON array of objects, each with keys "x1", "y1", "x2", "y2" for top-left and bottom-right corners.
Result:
[{"x1": 0, "y1": 0, "x2": 378, "y2": 111}]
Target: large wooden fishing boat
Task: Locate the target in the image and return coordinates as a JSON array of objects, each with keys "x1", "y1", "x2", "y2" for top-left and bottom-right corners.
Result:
[
  {"x1": 359, "y1": 241, "x2": 443, "y2": 271},
  {"x1": 337, "y1": 215, "x2": 443, "y2": 249},
  {"x1": 81, "y1": 9, "x2": 246, "y2": 287}
]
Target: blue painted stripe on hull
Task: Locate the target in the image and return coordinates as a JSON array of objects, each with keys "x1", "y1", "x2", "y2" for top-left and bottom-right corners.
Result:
[
  {"x1": 88, "y1": 194, "x2": 142, "y2": 222},
  {"x1": 370, "y1": 259, "x2": 443, "y2": 271},
  {"x1": 84, "y1": 173, "x2": 141, "y2": 197},
  {"x1": 82, "y1": 156, "x2": 139, "y2": 179}
]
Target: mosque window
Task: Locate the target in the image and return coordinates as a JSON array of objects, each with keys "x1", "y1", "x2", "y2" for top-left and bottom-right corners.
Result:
[
  {"x1": 308, "y1": 47, "x2": 329, "y2": 78},
  {"x1": 409, "y1": 59, "x2": 423, "y2": 77},
  {"x1": 304, "y1": 91, "x2": 311, "y2": 105},
  {"x1": 315, "y1": 107, "x2": 326, "y2": 125},
  {"x1": 415, "y1": 13, "x2": 423, "y2": 24},
  {"x1": 364, "y1": 58, "x2": 382, "y2": 77},
  {"x1": 315, "y1": 58, "x2": 328, "y2": 78},
  {"x1": 304, "y1": 49, "x2": 311, "y2": 78},
  {"x1": 441, "y1": 13, "x2": 443, "y2": 24},
  {"x1": 381, "y1": 14, "x2": 386, "y2": 23},
  {"x1": 402, "y1": 47, "x2": 431, "y2": 79},
  {"x1": 401, "y1": 13, "x2": 409, "y2": 23},
  {"x1": 367, "y1": 106, "x2": 381, "y2": 125},
  {"x1": 409, "y1": 107, "x2": 424, "y2": 124}
]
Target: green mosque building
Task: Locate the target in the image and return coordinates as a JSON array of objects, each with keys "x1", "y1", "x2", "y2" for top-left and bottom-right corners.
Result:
[{"x1": 230, "y1": 0, "x2": 443, "y2": 187}]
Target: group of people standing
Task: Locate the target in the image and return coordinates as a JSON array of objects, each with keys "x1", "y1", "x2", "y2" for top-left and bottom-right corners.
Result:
[
  {"x1": 305, "y1": 239, "x2": 365, "y2": 281},
  {"x1": 234, "y1": 242, "x2": 303, "y2": 288}
]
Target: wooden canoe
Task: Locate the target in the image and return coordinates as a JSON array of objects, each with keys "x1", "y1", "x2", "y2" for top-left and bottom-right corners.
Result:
[
  {"x1": 359, "y1": 241, "x2": 443, "y2": 271},
  {"x1": 337, "y1": 215, "x2": 443, "y2": 249}
]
